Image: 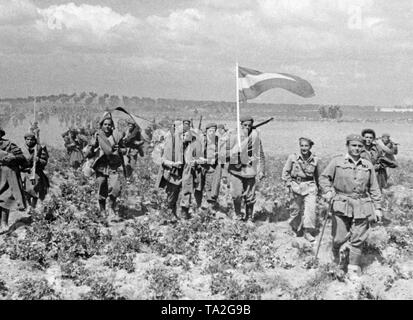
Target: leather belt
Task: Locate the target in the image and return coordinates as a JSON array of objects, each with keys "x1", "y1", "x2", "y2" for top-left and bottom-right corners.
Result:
[{"x1": 292, "y1": 176, "x2": 314, "y2": 183}]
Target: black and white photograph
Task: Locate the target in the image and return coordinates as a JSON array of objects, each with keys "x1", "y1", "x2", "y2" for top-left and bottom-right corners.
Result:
[{"x1": 0, "y1": 0, "x2": 412, "y2": 303}]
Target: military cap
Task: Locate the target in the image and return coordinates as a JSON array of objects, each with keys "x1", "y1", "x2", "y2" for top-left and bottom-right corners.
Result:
[
  {"x1": 382, "y1": 133, "x2": 390, "y2": 137},
  {"x1": 346, "y1": 134, "x2": 364, "y2": 143},
  {"x1": 24, "y1": 132, "x2": 36, "y2": 139},
  {"x1": 299, "y1": 137, "x2": 314, "y2": 146},
  {"x1": 182, "y1": 119, "x2": 191, "y2": 124},
  {"x1": 205, "y1": 123, "x2": 217, "y2": 130},
  {"x1": 217, "y1": 124, "x2": 225, "y2": 129},
  {"x1": 240, "y1": 115, "x2": 254, "y2": 123}
]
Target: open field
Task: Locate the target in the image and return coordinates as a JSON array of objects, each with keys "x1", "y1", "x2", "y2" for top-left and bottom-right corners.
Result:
[
  {"x1": 0, "y1": 147, "x2": 412, "y2": 300},
  {"x1": 0, "y1": 115, "x2": 412, "y2": 300}
]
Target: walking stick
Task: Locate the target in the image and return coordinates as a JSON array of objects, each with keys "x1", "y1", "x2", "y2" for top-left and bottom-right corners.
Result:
[{"x1": 314, "y1": 200, "x2": 332, "y2": 261}]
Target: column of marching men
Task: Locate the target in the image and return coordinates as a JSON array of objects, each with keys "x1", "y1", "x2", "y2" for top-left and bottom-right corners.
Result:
[{"x1": 0, "y1": 111, "x2": 399, "y2": 281}]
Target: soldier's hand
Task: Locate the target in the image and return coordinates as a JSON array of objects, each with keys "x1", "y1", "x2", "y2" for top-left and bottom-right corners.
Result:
[
  {"x1": 374, "y1": 209, "x2": 383, "y2": 223},
  {"x1": 222, "y1": 176, "x2": 228, "y2": 185}
]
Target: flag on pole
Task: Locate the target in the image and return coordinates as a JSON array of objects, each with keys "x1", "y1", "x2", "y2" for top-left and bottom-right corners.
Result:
[
  {"x1": 238, "y1": 66, "x2": 315, "y2": 101},
  {"x1": 113, "y1": 106, "x2": 153, "y2": 142}
]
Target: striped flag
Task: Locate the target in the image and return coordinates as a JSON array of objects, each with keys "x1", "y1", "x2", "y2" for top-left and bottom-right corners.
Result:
[{"x1": 238, "y1": 66, "x2": 315, "y2": 101}]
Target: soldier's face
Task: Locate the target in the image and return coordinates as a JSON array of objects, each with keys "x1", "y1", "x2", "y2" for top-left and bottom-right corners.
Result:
[
  {"x1": 25, "y1": 137, "x2": 36, "y2": 148},
  {"x1": 300, "y1": 141, "x2": 311, "y2": 155},
  {"x1": 382, "y1": 136, "x2": 390, "y2": 144},
  {"x1": 127, "y1": 123, "x2": 135, "y2": 131},
  {"x1": 206, "y1": 128, "x2": 216, "y2": 139},
  {"x1": 183, "y1": 121, "x2": 191, "y2": 131},
  {"x1": 348, "y1": 141, "x2": 364, "y2": 157},
  {"x1": 241, "y1": 121, "x2": 253, "y2": 134},
  {"x1": 363, "y1": 133, "x2": 374, "y2": 146},
  {"x1": 183, "y1": 131, "x2": 192, "y2": 142},
  {"x1": 102, "y1": 119, "x2": 113, "y2": 134}
]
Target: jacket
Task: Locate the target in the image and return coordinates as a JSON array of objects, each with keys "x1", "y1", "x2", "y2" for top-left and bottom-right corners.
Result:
[
  {"x1": 319, "y1": 154, "x2": 382, "y2": 219},
  {"x1": 219, "y1": 129, "x2": 265, "y2": 178}
]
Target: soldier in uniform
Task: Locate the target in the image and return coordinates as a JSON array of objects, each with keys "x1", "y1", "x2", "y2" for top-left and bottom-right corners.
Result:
[
  {"x1": 64, "y1": 128, "x2": 88, "y2": 169},
  {"x1": 216, "y1": 124, "x2": 227, "y2": 139},
  {"x1": 282, "y1": 137, "x2": 320, "y2": 242},
  {"x1": 21, "y1": 132, "x2": 50, "y2": 209},
  {"x1": 375, "y1": 133, "x2": 398, "y2": 188},
  {"x1": 198, "y1": 123, "x2": 222, "y2": 211},
  {"x1": 221, "y1": 115, "x2": 265, "y2": 222},
  {"x1": 360, "y1": 128, "x2": 386, "y2": 190},
  {"x1": 320, "y1": 134, "x2": 382, "y2": 278},
  {"x1": 156, "y1": 124, "x2": 203, "y2": 220},
  {"x1": 0, "y1": 127, "x2": 26, "y2": 233},
  {"x1": 360, "y1": 129, "x2": 380, "y2": 164},
  {"x1": 84, "y1": 113, "x2": 127, "y2": 220},
  {"x1": 123, "y1": 119, "x2": 144, "y2": 178}
]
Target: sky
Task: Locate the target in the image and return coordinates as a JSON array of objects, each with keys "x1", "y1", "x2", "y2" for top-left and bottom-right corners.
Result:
[{"x1": 0, "y1": 0, "x2": 412, "y2": 106}]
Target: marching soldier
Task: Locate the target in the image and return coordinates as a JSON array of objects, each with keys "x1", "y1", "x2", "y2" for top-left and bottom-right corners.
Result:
[
  {"x1": 198, "y1": 123, "x2": 222, "y2": 211},
  {"x1": 282, "y1": 137, "x2": 320, "y2": 242},
  {"x1": 21, "y1": 132, "x2": 50, "y2": 209},
  {"x1": 63, "y1": 128, "x2": 88, "y2": 169},
  {"x1": 360, "y1": 128, "x2": 386, "y2": 190},
  {"x1": 320, "y1": 134, "x2": 382, "y2": 278},
  {"x1": 0, "y1": 127, "x2": 26, "y2": 233},
  {"x1": 84, "y1": 113, "x2": 127, "y2": 220},
  {"x1": 123, "y1": 119, "x2": 144, "y2": 178},
  {"x1": 156, "y1": 124, "x2": 203, "y2": 221},
  {"x1": 221, "y1": 115, "x2": 265, "y2": 222},
  {"x1": 360, "y1": 129, "x2": 380, "y2": 164},
  {"x1": 375, "y1": 133, "x2": 398, "y2": 188}
]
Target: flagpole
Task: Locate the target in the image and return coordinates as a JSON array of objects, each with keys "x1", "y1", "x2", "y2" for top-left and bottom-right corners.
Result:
[{"x1": 236, "y1": 62, "x2": 241, "y2": 149}]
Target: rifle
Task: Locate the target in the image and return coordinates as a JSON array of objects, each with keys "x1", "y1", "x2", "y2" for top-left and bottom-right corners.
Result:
[
  {"x1": 30, "y1": 126, "x2": 40, "y2": 185},
  {"x1": 252, "y1": 117, "x2": 274, "y2": 130},
  {"x1": 198, "y1": 115, "x2": 203, "y2": 130}
]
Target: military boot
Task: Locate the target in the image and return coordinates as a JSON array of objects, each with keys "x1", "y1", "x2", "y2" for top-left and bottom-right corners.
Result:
[
  {"x1": 98, "y1": 199, "x2": 106, "y2": 216},
  {"x1": 233, "y1": 200, "x2": 243, "y2": 221},
  {"x1": 181, "y1": 206, "x2": 191, "y2": 220},
  {"x1": 347, "y1": 264, "x2": 362, "y2": 284},
  {"x1": 0, "y1": 210, "x2": 10, "y2": 233},
  {"x1": 107, "y1": 197, "x2": 117, "y2": 221},
  {"x1": 244, "y1": 204, "x2": 255, "y2": 223},
  {"x1": 332, "y1": 247, "x2": 340, "y2": 265}
]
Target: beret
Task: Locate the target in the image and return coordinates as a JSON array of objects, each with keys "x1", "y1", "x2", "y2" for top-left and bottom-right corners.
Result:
[
  {"x1": 217, "y1": 124, "x2": 225, "y2": 129},
  {"x1": 182, "y1": 119, "x2": 191, "y2": 124},
  {"x1": 346, "y1": 134, "x2": 364, "y2": 143},
  {"x1": 240, "y1": 115, "x2": 253, "y2": 123},
  {"x1": 126, "y1": 119, "x2": 136, "y2": 125},
  {"x1": 205, "y1": 123, "x2": 217, "y2": 130},
  {"x1": 382, "y1": 133, "x2": 390, "y2": 137}
]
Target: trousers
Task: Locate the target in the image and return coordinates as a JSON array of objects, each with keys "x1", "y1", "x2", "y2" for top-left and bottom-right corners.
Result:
[{"x1": 331, "y1": 214, "x2": 369, "y2": 266}]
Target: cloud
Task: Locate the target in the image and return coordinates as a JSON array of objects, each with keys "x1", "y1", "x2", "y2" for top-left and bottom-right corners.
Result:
[
  {"x1": 0, "y1": 0, "x2": 39, "y2": 26},
  {"x1": 38, "y1": 2, "x2": 139, "y2": 37}
]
